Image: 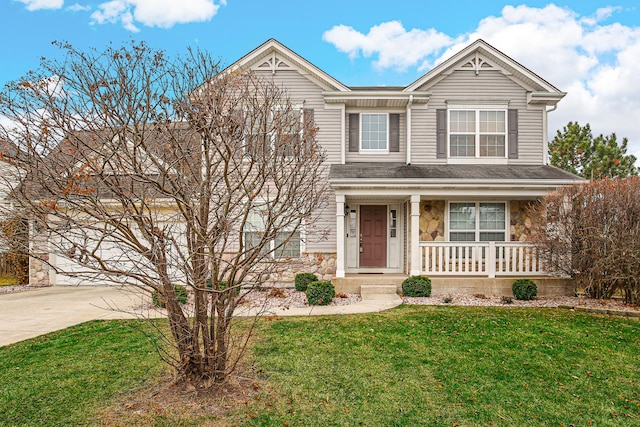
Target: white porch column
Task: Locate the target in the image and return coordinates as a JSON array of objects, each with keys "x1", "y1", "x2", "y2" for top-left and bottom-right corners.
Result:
[
  {"x1": 335, "y1": 194, "x2": 346, "y2": 278},
  {"x1": 410, "y1": 194, "x2": 421, "y2": 276}
]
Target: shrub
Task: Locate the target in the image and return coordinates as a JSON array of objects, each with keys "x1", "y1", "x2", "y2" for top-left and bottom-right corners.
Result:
[
  {"x1": 443, "y1": 296, "x2": 453, "y2": 304},
  {"x1": 512, "y1": 279, "x2": 537, "y2": 300},
  {"x1": 401, "y1": 276, "x2": 432, "y2": 297},
  {"x1": 295, "y1": 273, "x2": 317, "y2": 292},
  {"x1": 152, "y1": 284, "x2": 188, "y2": 308},
  {"x1": 501, "y1": 295, "x2": 514, "y2": 304},
  {"x1": 206, "y1": 278, "x2": 240, "y2": 296},
  {"x1": 306, "y1": 281, "x2": 335, "y2": 306}
]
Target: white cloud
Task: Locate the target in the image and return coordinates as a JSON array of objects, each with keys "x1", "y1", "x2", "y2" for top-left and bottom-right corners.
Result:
[
  {"x1": 66, "y1": 3, "x2": 91, "y2": 12},
  {"x1": 325, "y1": 4, "x2": 640, "y2": 162},
  {"x1": 322, "y1": 21, "x2": 452, "y2": 71},
  {"x1": 90, "y1": 0, "x2": 221, "y2": 31},
  {"x1": 16, "y1": 0, "x2": 63, "y2": 11}
]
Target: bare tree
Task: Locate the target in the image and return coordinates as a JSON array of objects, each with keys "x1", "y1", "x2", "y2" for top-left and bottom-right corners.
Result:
[
  {"x1": 527, "y1": 177, "x2": 640, "y2": 304},
  {"x1": 0, "y1": 41, "x2": 328, "y2": 387}
]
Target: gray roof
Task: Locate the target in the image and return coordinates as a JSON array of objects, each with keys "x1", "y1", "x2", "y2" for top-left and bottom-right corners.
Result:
[{"x1": 329, "y1": 163, "x2": 582, "y2": 181}]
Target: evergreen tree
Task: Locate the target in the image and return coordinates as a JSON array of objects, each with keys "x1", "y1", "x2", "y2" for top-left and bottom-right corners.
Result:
[{"x1": 549, "y1": 122, "x2": 638, "y2": 179}]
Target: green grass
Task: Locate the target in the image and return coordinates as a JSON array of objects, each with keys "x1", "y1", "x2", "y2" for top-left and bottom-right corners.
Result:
[
  {"x1": 244, "y1": 306, "x2": 640, "y2": 426},
  {"x1": 0, "y1": 307, "x2": 638, "y2": 426},
  {"x1": 0, "y1": 274, "x2": 18, "y2": 286},
  {"x1": 0, "y1": 320, "x2": 165, "y2": 427}
]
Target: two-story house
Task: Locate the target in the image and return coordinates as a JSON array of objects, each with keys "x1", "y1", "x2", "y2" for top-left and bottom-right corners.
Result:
[
  {"x1": 224, "y1": 38, "x2": 580, "y2": 296},
  {"x1": 39, "y1": 38, "x2": 580, "y2": 296}
]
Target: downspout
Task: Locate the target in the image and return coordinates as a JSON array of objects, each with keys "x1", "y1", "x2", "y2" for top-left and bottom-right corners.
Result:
[
  {"x1": 340, "y1": 103, "x2": 346, "y2": 164},
  {"x1": 543, "y1": 104, "x2": 558, "y2": 165},
  {"x1": 406, "y1": 95, "x2": 413, "y2": 165}
]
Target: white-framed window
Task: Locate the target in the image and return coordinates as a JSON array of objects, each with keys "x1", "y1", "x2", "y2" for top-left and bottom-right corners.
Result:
[
  {"x1": 245, "y1": 106, "x2": 303, "y2": 159},
  {"x1": 361, "y1": 113, "x2": 388, "y2": 151},
  {"x1": 449, "y1": 109, "x2": 506, "y2": 158},
  {"x1": 243, "y1": 208, "x2": 301, "y2": 259},
  {"x1": 449, "y1": 202, "x2": 506, "y2": 242}
]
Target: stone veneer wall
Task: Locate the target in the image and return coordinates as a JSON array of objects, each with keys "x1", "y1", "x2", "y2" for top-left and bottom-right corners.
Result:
[
  {"x1": 29, "y1": 254, "x2": 51, "y2": 287},
  {"x1": 265, "y1": 252, "x2": 337, "y2": 287},
  {"x1": 419, "y1": 200, "x2": 445, "y2": 241},
  {"x1": 419, "y1": 200, "x2": 537, "y2": 242},
  {"x1": 509, "y1": 200, "x2": 536, "y2": 242}
]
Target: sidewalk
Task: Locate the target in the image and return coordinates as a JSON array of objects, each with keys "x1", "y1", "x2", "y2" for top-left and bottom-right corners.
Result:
[{"x1": 0, "y1": 286, "x2": 401, "y2": 346}]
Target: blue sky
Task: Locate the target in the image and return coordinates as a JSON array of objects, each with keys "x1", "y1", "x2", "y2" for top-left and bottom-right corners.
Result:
[{"x1": 3, "y1": 0, "x2": 640, "y2": 159}]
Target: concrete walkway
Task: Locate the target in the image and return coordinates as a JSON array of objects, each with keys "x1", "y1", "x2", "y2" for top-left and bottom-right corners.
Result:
[{"x1": 0, "y1": 286, "x2": 401, "y2": 346}]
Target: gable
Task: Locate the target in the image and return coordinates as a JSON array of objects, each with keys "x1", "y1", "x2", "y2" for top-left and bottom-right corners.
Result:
[
  {"x1": 404, "y1": 40, "x2": 565, "y2": 106},
  {"x1": 227, "y1": 39, "x2": 349, "y2": 93}
]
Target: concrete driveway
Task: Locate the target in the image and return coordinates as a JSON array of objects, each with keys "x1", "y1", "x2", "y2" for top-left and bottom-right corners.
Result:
[
  {"x1": 0, "y1": 285, "x2": 402, "y2": 347},
  {"x1": 0, "y1": 286, "x2": 152, "y2": 346}
]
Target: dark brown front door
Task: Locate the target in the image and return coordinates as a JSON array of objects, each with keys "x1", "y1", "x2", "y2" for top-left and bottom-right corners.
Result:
[{"x1": 359, "y1": 205, "x2": 387, "y2": 268}]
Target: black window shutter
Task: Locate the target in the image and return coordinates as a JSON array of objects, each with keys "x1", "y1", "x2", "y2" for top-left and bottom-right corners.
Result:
[
  {"x1": 348, "y1": 113, "x2": 359, "y2": 152},
  {"x1": 389, "y1": 113, "x2": 400, "y2": 152},
  {"x1": 303, "y1": 108, "x2": 314, "y2": 139},
  {"x1": 508, "y1": 109, "x2": 518, "y2": 159},
  {"x1": 436, "y1": 109, "x2": 447, "y2": 158}
]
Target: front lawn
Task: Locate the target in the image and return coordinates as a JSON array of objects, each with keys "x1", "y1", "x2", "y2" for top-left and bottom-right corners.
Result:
[
  {"x1": 0, "y1": 306, "x2": 638, "y2": 426},
  {"x1": 246, "y1": 306, "x2": 639, "y2": 426},
  {"x1": 0, "y1": 320, "x2": 165, "y2": 427}
]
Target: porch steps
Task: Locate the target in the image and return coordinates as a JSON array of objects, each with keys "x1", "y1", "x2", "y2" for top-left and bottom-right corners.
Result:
[{"x1": 360, "y1": 284, "x2": 399, "y2": 300}]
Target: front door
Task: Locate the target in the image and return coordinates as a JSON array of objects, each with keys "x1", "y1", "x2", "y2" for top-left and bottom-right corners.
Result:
[{"x1": 359, "y1": 205, "x2": 387, "y2": 268}]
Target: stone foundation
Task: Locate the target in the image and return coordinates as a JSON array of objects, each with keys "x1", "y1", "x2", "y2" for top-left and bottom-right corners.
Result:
[
  {"x1": 29, "y1": 254, "x2": 51, "y2": 287},
  {"x1": 334, "y1": 275, "x2": 574, "y2": 297},
  {"x1": 264, "y1": 252, "x2": 337, "y2": 287}
]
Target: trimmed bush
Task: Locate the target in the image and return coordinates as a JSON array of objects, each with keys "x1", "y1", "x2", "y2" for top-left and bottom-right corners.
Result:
[
  {"x1": 152, "y1": 284, "x2": 188, "y2": 308},
  {"x1": 512, "y1": 279, "x2": 537, "y2": 300},
  {"x1": 306, "y1": 281, "x2": 335, "y2": 306},
  {"x1": 206, "y1": 278, "x2": 240, "y2": 296},
  {"x1": 295, "y1": 273, "x2": 318, "y2": 292},
  {"x1": 402, "y1": 276, "x2": 432, "y2": 297}
]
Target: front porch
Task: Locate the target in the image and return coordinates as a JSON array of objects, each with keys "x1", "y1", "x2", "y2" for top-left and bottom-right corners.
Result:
[{"x1": 419, "y1": 241, "x2": 544, "y2": 278}]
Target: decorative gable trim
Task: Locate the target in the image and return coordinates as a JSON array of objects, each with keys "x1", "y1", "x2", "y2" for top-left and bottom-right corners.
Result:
[
  {"x1": 454, "y1": 52, "x2": 502, "y2": 76},
  {"x1": 251, "y1": 52, "x2": 294, "y2": 74}
]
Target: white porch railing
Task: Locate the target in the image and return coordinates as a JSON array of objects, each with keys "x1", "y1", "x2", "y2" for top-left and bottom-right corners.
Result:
[{"x1": 419, "y1": 242, "x2": 545, "y2": 277}]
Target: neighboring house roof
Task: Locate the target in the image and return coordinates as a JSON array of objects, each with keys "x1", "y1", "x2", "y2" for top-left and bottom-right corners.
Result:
[
  {"x1": 0, "y1": 139, "x2": 25, "y2": 162},
  {"x1": 17, "y1": 126, "x2": 201, "y2": 201},
  {"x1": 329, "y1": 163, "x2": 583, "y2": 190}
]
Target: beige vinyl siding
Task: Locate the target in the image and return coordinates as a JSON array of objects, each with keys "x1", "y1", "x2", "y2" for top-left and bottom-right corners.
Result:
[
  {"x1": 410, "y1": 108, "x2": 441, "y2": 164},
  {"x1": 411, "y1": 70, "x2": 545, "y2": 165},
  {"x1": 345, "y1": 112, "x2": 406, "y2": 162},
  {"x1": 254, "y1": 69, "x2": 338, "y2": 252},
  {"x1": 512, "y1": 105, "x2": 544, "y2": 164}
]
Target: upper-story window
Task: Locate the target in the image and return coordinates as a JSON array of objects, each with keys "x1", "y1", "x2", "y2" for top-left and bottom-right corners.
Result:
[
  {"x1": 361, "y1": 113, "x2": 388, "y2": 151},
  {"x1": 449, "y1": 109, "x2": 506, "y2": 158},
  {"x1": 245, "y1": 106, "x2": 310, "y2": 159},
  {"x1": 348, "y1": 113, "x2": 400, "y2": 153}
]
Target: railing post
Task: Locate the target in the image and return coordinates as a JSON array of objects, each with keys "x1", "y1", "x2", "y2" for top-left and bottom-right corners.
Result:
[
  {"x1": 410, "y1": 195, "x2": 421, "y2": 276},
  {"x1": 335, "y1": 194, "x2": 345, "y2": 278},
  {"x1": 488, "y1": 241, "x2": 496, "y2": 278}
]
